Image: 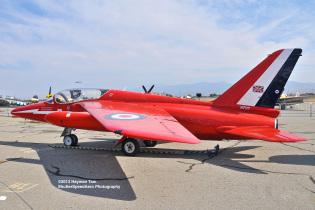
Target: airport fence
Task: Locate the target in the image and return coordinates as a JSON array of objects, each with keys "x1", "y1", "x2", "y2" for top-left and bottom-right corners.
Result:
[{"x1": 277, "y1": 103, "x2": 314, "y2": 117}]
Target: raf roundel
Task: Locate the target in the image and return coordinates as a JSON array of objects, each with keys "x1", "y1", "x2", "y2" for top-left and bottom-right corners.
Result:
[{"x1": 106, "y1": 113, "x2": 146, "y2": 120}]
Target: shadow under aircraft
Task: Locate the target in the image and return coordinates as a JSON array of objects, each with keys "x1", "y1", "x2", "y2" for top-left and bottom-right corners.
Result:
[
  {"x1": 1, "y1": 139, "x2": 314, "y2": 200},
  {"x1": 1, "y1": 139, "x2": 136, "y2": 201}
]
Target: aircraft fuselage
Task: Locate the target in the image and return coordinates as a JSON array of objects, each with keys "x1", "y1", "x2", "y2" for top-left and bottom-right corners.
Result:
[{"x1": 11, "y1": 89, "x2": 276, "y2": 141}]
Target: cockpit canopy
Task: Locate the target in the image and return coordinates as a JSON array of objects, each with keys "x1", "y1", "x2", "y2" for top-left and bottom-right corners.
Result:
[{"x1": 53, "y1": 88, "x2": 108, "y2": 104}]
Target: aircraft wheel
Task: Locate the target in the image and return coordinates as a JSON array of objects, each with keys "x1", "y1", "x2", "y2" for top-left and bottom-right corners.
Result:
[
  {"x1": 143, "y1": 140, "x2": 157, "y2": 147},
  {"x1": 63, "y1": 134, "x2": 78, "y2": 146},
  {"x1": 70, "y1": 134, "x2": 78, "y2": 146},
  {"x1": 122, "y1": 138, "x2": 140, "y2": 156}
]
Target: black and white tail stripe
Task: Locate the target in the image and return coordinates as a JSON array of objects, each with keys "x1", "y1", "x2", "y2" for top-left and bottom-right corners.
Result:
[{"x1": 237, "y1": 48, "x2": 302, "y2": 108}]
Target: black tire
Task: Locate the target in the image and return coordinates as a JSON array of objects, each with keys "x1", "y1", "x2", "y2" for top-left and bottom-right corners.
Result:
[
  {"x1": 63, "y1": 135, "x2": 74, "y2": 146},
  {"x1": 143, "y1": 140, "x2": 157, "y2": 147},
  {"x1": 122, "y1": 138, "x2": 140, "y2": 156},
  {"x1": 70, "y1": 134, "x2": 78, "y2": 146},
  {"x1": 63, "y1": 134, "x2": 78, "y2": 146}
]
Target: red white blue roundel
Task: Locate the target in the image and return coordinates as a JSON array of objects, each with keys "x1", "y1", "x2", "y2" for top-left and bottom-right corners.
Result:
[{"x1": 106, "y1": 113, "x2": 146, "y2": 120}]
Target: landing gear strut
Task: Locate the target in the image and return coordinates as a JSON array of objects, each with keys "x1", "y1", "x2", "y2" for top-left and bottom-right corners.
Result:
[
  {"x1": 207, "y1": 144, "x2": 220, "y2": 157},
  {"x1": 61, "y1": 128, "x2": 78, "y2": 146},
  {"x1": 121, "y1": 138, "x2": 140, "y2": 156},
  {"x1": 143, "y1": 140, "x2": 157, "y2": 147},
  {"x1": 214, "y1": 144, "x2": 220, "y2": 155}
]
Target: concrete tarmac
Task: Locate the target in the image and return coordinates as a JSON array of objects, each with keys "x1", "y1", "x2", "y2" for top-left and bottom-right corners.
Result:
[{"x1": 0, "y1": 108, "x2": 314, "y2": 210}]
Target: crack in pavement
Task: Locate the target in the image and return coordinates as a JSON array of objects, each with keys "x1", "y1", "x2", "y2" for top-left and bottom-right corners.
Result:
[
  {"x1": 0, "y1": 158, "x2": 22, "y2": 165},
  {"x1": 281, "y1": 143, "x2": 315, "y2": 153},
  {"x1": 177, "y1": 141, "x2": 241, "y2": 173},
  {"x1": 176, "y1": 141, "x2": 315, "y2": 194},
  {"x1": 299, "y1": 142, "x2": 315, "y2": 146},
  {"x1": 177, "y1": 157, "x2": 212, "y2": 172},
  {"x1": 302, "y1": 187, "x2": 315, "y2": 194},
  {"x1": 46, "y1": 165, "x2": 134, "y2": 181},
  {"x1": 210, "y1": 163, "x2": 315, "y2": 194}
]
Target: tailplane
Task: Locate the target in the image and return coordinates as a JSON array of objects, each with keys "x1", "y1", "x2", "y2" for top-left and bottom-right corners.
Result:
[{"x1": 213, "y1": 48, "x2": 302, "y2": 108}]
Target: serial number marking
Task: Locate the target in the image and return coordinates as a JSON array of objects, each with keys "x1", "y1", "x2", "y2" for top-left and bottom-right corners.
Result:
[{"x1": 240, "y1": 106, "x2": 251, "y2": 110}]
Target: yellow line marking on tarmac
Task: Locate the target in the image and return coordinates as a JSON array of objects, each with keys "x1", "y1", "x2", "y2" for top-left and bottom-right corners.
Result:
[
  {"x1": 19, "y1": 148, "x2": 36, "y2": 154},
  {"x1": 0, "y1": 160, "x2": 7, "y2": 164},
  {"x1": 0, "y1": 182, "x2": 38, "y2": 193}
]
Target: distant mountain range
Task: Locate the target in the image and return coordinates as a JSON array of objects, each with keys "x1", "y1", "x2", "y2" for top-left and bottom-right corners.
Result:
[{"x1": 154, "y1": 81, "x2": 315, "y2": 96}]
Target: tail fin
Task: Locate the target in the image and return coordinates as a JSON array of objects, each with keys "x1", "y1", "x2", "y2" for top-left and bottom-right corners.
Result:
[
  {"x1": 46, "y1": 86, "x2": 53, "y2": 99},
  {"x1": 213, "y1": 48, "x2": 302, "y2": 108}
]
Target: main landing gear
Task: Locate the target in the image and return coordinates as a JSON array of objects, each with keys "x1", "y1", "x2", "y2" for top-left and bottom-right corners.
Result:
[
  {"x1": 61, "y1": 128, "x2": 78, "y2": 146},
  {"x1": 143, "y1": 140, "x2": 157, "y2": 147},
  {"x1": 121, "y1": 138, "x2": 140, "y2": 156},
  {"x1": 207, "y1": 144, "x2": 220, "y2": 157},
  {"x1": 63, "y1": 134, "x2": 78, "y2": 146},
  {"x1": 119, "y1": 138, "x2": 158, "y2": 156}
]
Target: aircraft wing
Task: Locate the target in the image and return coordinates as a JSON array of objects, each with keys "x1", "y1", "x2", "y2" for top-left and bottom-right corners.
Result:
[
  {"x1": 79, "y1": 101, "x2": 200, "y2": 144},
  {"x1": 217, "y1": 126, "x2": 306, "y2": 142}
]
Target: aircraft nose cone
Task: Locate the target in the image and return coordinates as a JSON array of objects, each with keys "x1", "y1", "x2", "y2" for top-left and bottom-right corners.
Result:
[
  {"x1": 11, "y1": 106, "x2": 23, "y2": 116},
  {"x1": 10, "y1": 102, "x2": 48, "y2": 122},
  {"x1": 11, "y1": 107, "x2": 19, "y2": 115}
]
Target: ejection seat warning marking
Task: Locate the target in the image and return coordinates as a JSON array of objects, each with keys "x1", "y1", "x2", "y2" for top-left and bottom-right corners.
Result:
[{"x1": 106, "y1": 113, "x2": 146, "y2": 120}]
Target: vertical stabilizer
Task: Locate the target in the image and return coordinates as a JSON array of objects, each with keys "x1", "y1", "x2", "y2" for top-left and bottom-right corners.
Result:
[{"x1": 213, "y1": 48, "x2": 302, "y2": 108}]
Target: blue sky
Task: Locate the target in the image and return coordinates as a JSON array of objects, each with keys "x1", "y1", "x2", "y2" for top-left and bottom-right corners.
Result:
[{"x1": 0, "y1": 0, "x2": 314, "y2": 98}]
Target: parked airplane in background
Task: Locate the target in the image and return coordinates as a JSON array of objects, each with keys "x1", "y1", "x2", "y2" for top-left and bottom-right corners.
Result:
[
  {"x1": 2, "y1": 96, "x2": 27, "y2": 106},
  {"x1": 31, "y1": 95, "x2": 39, "y2": 103},
  {"x1": 28, "y1": 86, "x2": 53, "y2": 104},
  {"x1": 11, "y1": 48, "x2": 305, "y2": 156}
]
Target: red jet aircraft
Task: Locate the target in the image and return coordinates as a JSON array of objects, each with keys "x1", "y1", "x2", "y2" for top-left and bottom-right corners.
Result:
[{"x1": 11, "y1": 48, "x2": 305, "y2": 156}]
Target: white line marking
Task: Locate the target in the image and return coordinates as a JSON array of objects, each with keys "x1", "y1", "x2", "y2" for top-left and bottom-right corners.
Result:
[
  {"x1": 12, "y1": 109, "x2": 62, "y2": 115},
  {"x1": 0, "y1": 183, "x2": 39, "y2": 193}
]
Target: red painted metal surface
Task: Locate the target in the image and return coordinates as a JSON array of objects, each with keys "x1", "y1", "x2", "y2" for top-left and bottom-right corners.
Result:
[
  {"x1": 10, "y1": 90, "x2": 304, "y2": 142},
  {"x1": 11, "y1": 49, "x2": 305, "y2": 143}
]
